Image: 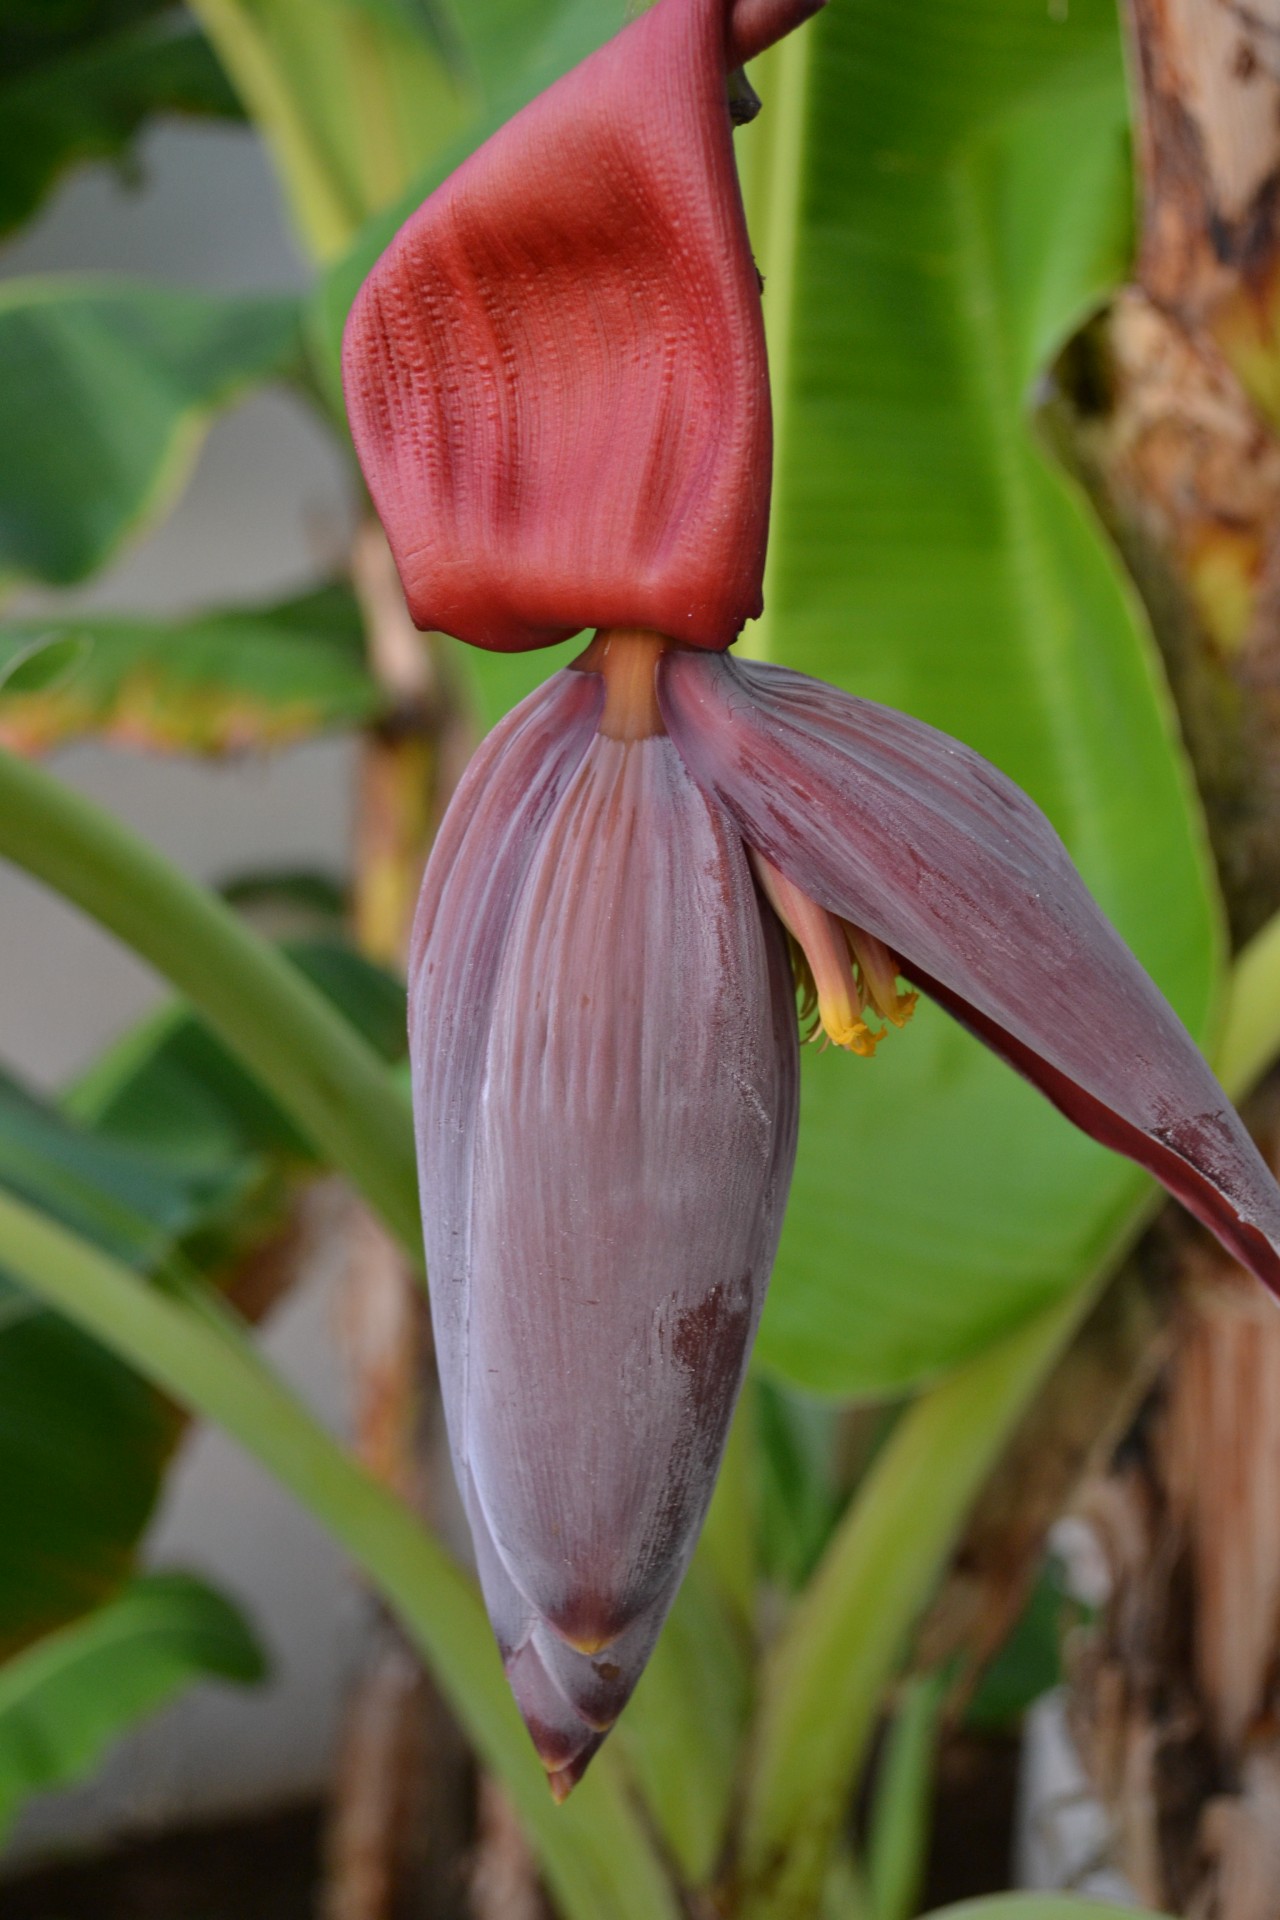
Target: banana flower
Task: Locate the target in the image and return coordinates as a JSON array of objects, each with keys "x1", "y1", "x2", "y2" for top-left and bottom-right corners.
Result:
[{"x1": 343, "y1": 0, "x2": 1280, "y2": 1794}]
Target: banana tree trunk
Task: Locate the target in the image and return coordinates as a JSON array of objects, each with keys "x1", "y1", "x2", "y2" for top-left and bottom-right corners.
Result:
[
  {"x1": 1058, "y1": 3, "x2": 1280, "y2": 1909},
  {"x1": 1069, "y1": 1171, "x2": 1280, "y2": 1913}
]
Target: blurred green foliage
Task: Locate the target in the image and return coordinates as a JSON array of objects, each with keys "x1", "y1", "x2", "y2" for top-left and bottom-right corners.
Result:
[{"x1": 0, "y1": 0, "x2": 243, "y2": 239}]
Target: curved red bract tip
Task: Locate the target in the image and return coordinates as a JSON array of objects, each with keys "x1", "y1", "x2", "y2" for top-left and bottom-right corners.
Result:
[{"x1": 343, "y1": 0, "x2": 820, "y2": 652}]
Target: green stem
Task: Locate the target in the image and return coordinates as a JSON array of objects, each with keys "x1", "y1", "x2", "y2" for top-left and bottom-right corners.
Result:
[
  {"x1": 1217, "y1": 908, "x2": 1280, "y2": 1102},
  {"x1": 737, "y1": 1285, "x2": 1089, "y2": 1919},
  {"x1": 0, "y1": 1187, "x2": 678, "y2": 1920},
  {"x1": 864, "y1": 1671, "x2": 946, "y2": 1920},
  {"x1": 0, "y1": 748, "x2": 420, "y2": 1261},
  {"x1": 189, "y1": 0, "x2": 361, "y2": 258}
]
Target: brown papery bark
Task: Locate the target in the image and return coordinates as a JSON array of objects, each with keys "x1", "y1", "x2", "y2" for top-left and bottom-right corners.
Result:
[
  {"x1": 1106, "y1": 0, "x2": 1280, "y2": 943},
  {"x1": 1130, "y1": 0, "x2": 1280, "y2": 428},
  {"x1": 1068, "y1": 1132, "x2": 1280, "y2": 1914}
]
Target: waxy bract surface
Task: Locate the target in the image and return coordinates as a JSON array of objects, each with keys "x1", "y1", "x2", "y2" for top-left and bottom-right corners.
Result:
[
  {"x1": 343, "y1": 0, "x2": 823, "y2": 652},
  {"x1": 410, "y1": 665, "x2": 797, "y2": 1772}
]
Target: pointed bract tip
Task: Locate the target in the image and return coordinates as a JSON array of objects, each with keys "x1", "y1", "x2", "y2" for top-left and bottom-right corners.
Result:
[
  {"x1": 503, "y1": 1637, "x2": 600, "y2": 1777},
  {"x1": 546, "y1": 1741, "x2": 603, "y2": 1802}
]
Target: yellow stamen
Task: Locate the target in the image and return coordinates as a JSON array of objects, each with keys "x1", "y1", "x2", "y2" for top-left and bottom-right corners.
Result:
[
  {"x1": 786, "y1": 933, "x2": 820, "y2": 1037},
  {"x1": 572, "y1": 627, "x2": 670, "y2": 740},
  {"x1": 751, "y1": 854, "x2": 882, "y2": 1056},
  {"x1": 848, "y1": 925, "x2": 918, "y2": 1029}
]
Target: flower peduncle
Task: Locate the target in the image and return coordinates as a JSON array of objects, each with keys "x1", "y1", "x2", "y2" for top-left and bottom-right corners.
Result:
[{"x1": 573, "y1": 629, "x2": 673, "y2": 741}]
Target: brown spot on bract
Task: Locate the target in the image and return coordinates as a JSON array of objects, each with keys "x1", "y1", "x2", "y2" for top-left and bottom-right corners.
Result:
[
  {"x1": 670, "y1": 1275, "x2": 754, "y2": 1439},
  {"x1": 1235, "y1": 40, "x2": 1258, "y2": 82}
]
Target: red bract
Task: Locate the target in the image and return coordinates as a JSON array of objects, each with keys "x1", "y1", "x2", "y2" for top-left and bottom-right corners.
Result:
[
  {"x1": 343, "y1": 0, "x2": 822, "y2": 652},
  {"x1": 345, "y1": 0, "x2": 1280, "y2": 1798}
]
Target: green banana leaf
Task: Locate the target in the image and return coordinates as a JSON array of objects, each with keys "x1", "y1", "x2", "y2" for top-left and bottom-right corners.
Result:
[
  {"x1": 756, "y1": 1377, "x2": 846, "y2": 1590},
  {"x1": 0, "y1": 1266, "x2": 178, "y2": 1657},
  {"x1": 68, "y1": 934, "x2": 407, "y2": 1161},
  {"x1": 340, "y1": 0, "x2": 460, "y2": 38},
  {"x1": 0, "y1": 1071, "x2": 226, "y2": 1654},
  {"x1": 0, "y1": 1, "x2": 242, "y2": 242},
  {"x1": 0, "y1": 1571, "x2": 264, "y2": 1848},
  {"x1": 734, "y1": 0, "x2": 1222, "y2": 1395},
  {"x1": 618, "y1": 1561, "x2": 750, "y2": 1886},
  {"x1": 187, "y1": 0, "x2": 472, "y2": 260},
  {"x1": 0, "y1": 937, "x2": 405, "y2": 1655},
  {"x1": 0, "y1": 582, "x2": 382, "y2": 755},
  {"x1": 443, "y1": 0, "x2": 623, "y2": 100},
  {"x1": 0, "y1": 1066, "x2": 240, "y2": 1268},
  {"x1": 0, "y1": 278, "x2": 300, "y2": 588}
]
